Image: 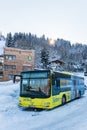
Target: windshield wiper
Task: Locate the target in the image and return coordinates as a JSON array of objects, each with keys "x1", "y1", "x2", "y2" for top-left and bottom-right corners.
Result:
[{"x1": 26, "y1": 86, "x2": 32, "y2": 91}]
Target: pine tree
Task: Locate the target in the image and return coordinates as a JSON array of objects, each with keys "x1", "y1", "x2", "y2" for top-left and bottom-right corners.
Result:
[
  {"x1": 6, "y1": 33, "x2": 13, "y2": 47},
  {"x1": 41, "y1": 47, "x2": 49, "y2": 69}
]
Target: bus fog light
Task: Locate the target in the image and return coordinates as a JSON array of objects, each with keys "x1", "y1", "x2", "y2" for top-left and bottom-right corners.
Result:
[{"x1": 19, "y1": 99, "x2": 21, "y2": 102}]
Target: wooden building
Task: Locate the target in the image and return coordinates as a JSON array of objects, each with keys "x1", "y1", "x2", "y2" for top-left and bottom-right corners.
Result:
[{"x1": 49, "y1": 58, "x2": 65, "y2": 71}]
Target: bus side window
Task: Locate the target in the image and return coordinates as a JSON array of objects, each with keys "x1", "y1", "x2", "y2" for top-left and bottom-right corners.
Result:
[
  {"x1": 74, "y1": 80, "x2": 77, "y2": 86},
  {"x1": 52, "y1": 74, "x2": 56, "y2": 85},
  {"x1": 56, "y1": 79, "x2": 60, "y2": 88},
  {"x1": 52, "y1": 79, "x2": 60, "y2": 96}
]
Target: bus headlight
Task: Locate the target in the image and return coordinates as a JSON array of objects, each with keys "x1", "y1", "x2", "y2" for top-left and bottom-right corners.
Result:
[{"x1": 44, "y1": 102, "x2": 50, "y2": 107}]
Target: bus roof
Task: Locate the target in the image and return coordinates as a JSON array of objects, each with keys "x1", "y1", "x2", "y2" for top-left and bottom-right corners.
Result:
[
  {"x1": 21, "y1": 70, "x2": 84, "y2": 79},
  {"x1": 21, "y1": 69, "x2": 51, "y2": 73},
  {"x1": 53, "y1": 70, "x2": 84, "y2": 79}
]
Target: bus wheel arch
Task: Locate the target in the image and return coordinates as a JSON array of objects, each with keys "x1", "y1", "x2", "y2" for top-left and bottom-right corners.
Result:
[{"x1": 62, "y1": 95, "x2": 66, "y2": 105}]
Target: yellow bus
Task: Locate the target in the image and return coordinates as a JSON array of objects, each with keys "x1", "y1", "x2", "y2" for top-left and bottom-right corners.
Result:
[{"x1": 14, "y1": 70, "x2": 85, "y2": 109}]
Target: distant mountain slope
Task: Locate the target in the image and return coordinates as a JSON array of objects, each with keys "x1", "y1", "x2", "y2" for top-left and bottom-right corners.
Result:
[{"x1": 4, "y1": 32, "x2": 87, "y2": 71}]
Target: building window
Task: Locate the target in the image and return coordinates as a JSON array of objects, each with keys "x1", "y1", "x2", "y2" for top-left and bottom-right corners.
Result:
[
  {"x1": 4, "y1": 65, "x2": 16, "y2": 71},
  {"x1": 28, "y1": 56, "x2": 32, "y2": 61},
  {"x1": 0, "y1": 63, "x2": 3, "y2": 70},
  {"x1": 0, "y1": 65, "x2": 3, "y2": 69},
  {"x1": 0, "y1": 72, "x2": 3, "y2": 77},
  {"x1": 5, "y1": 55, "x2": 16, "y2": 60},
  {"x1": 0, "y1": 57, "x2": 4, "y2": 63},
  {"x1": 8, "y1": 74, "x2": 14, "y2": 79},
  {"x1": 23, "y1": 66, "x2": 30, "y2": 71}
]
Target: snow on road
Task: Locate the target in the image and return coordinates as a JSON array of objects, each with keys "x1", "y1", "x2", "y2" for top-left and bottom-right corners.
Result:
[{"x1": 0, "y1": 75, "x2": 87, "y2": 130}]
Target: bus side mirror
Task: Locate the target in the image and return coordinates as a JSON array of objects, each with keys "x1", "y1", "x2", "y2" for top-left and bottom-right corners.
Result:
[
  {"x1": 84, "y1": 72, "x2": 87, "y2": 76},
  {"x1": 13, "y1": 75, "x2": 22, "y2": 83},
  {"x1": 13, "y1": 75, "x2": 16, "y2": 83}
]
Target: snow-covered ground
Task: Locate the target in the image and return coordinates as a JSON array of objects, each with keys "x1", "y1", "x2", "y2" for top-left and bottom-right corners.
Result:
[{"x1": 0, "y1": 73, "x2": 87, "y2": 130}]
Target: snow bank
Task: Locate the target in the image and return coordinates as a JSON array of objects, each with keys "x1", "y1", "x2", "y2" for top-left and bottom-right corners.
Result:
[{"x1": 0, "y1": 81, "x2": 20, "y2": 113}]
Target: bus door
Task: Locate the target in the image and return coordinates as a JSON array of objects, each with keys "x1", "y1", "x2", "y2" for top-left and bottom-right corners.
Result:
[
  {"x1": 73, "y1": 80, "x2": 78, "y2": 98},
  {"x1": 52, "y1": 78, "x2": 60, "y2": 106}
]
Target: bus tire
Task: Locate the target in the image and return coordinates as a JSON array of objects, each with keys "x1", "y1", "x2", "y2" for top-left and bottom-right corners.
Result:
[
  {"x1": 78, "y1": 91, "x2": 81, "y2": 98},
  {"x1": 62, "y1": 95, "x2": 66, "y2": 105}
]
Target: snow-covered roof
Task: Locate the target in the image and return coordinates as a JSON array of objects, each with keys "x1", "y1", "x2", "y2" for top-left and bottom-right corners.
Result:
[{"x1": 49, "y1": 58, "x2": 65, "y2": 64}]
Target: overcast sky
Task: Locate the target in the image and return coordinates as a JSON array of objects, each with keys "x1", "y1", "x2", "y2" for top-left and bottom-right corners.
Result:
[{"x1": 0, "y1": 0, "x2": 87, "y2": 44}]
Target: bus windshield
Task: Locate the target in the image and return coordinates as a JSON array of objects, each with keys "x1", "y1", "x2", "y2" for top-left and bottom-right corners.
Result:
[{"x1": 20, "y1": 71, "x2": 51, "y2": 98}]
